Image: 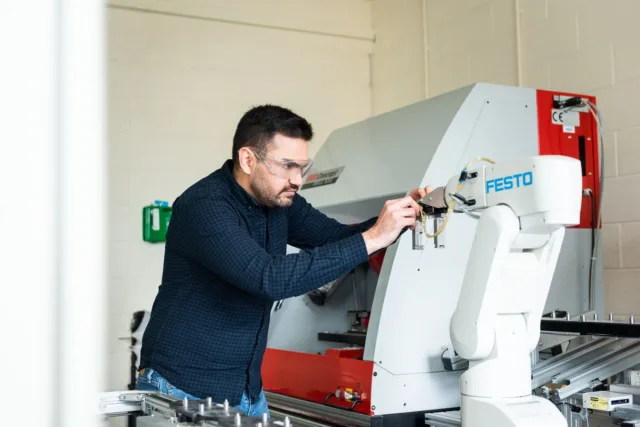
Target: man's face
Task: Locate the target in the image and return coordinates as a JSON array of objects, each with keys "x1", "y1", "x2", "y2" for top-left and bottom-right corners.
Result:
[{"x1": 250, "y1": 133, "x2": 311, "y2": 208}]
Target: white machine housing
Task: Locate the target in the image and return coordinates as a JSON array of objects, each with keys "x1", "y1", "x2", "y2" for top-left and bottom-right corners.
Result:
[
  {"x1": 441, "y1": 155, "x2": 582, "y2": 427},
  {"x1": 266, "y1": 83, "x2": 603, "y2": 416}
]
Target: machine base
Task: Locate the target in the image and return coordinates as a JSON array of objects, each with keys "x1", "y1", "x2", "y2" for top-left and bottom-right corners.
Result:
[
  {"x1": 460, "y1": 395, "x2": 566, "y2": 427},
  {"x1": 266, "y1": 391, "x2": 458, "y2": 427}
]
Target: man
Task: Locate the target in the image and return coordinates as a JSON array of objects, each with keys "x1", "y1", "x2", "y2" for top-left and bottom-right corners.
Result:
[{"x1": 137, "y1": 105, "x2": 429, "y2": 417}]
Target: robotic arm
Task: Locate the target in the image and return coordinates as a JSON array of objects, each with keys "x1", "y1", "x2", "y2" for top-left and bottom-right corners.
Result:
[{"x1": 420, "y1": 155, "x2": 582, "y2": 427}]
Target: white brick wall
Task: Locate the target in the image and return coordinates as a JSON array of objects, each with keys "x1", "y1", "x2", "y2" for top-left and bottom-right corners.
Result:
[
  {"x1": 383, "y1": 0, "x2": 640, "y2": 316},
  {"x1": 519, "y1": 0, "x2": 640, "y2": 314},
  {"x1": 105, "y1": 0, "x2": 373, "y2": 415},
  {"x1": 426, "y1": 0, "x2": 518, "y2": 96}
]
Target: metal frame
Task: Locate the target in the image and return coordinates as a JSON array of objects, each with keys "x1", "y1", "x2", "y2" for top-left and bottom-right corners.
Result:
[
  {"x1": 266, "y1": 391, "x2": 458, "y2": 427},
  {"x1": 552, "y1": 340, "x2": 640, "y2": 400},
  {"x1": 532, "y1": 337, "x2": 618, "y2": 388},
  {"x1": 541, "y1": 318, "x2": 640, "y2": 338}
]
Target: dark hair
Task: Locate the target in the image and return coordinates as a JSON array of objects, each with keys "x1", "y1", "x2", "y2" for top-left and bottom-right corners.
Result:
[{"x1": 232, "y1": 104, "x2": 313, "y2": 166}]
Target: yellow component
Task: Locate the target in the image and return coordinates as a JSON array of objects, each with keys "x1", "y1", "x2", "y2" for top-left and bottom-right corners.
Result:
[
  {"x1": 589, "y1": 397, "x2": 607, "y2": 410},
  {"x1": 421, "y1": 157, "x2": 496, "y2": 239},
  {"x1": 544, "y1": 383, "x2": 566, "y2": 391}
]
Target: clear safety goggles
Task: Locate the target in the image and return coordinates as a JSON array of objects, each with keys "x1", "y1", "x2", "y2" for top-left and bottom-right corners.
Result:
[{"x1": 253, "y1": 150, "x2": 313, "y2": 180}]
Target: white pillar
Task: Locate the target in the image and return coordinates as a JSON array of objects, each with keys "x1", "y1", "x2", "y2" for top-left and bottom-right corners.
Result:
[{"x1": 0, "y1": 1, "x2": 106, "y2": 426}]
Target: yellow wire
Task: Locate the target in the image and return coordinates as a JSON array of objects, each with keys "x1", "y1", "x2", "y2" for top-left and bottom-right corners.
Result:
[{"x1": 421, "y1": 157, "x2": 496, "y2": 239}]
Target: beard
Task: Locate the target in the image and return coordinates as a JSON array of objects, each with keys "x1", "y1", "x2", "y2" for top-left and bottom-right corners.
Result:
[{"x1": 250, "y1": 168, "x2": 299, "y2": 208}]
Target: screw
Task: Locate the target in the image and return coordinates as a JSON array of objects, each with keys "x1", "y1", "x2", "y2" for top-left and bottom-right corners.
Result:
[
  {"x1": 262, "y1": 413, "x2": 268, "y2": 424},
  {"x1": 207, "y1": 397, "x2": 212, "y2": 408},
  {"x1": 284, "y1": 416, "x2": 291, "y2": 427},
  {"x1": 372, "y1": 405, "x2": 376, "y2": 410},
  {"x1": 594, "y1": 313, "x2": 598, "y2": 321},
  {"x1": 609, "y1": 312, "x2": 614, "y2": 321},
  {"x1": 235, "y1": 413, "x2": 242, "y2": 426},
  {"x1": 580, "y1": 315, "x2": 586, "y2": 322},
  {"x1": 183, "y1": 397, "x2": 189, "y2": 409},
  {"x1": 631, "y1": 314, "x2": 635, "y2": 324},
  {"x1": 566, "y1": 312, "x2": 571, "y2": 321},
  {"x1": 199, "y1": 403, "x2": 205, "y2": 415},
  {"x1": 373, "y1": 372, "x2": 377, "y2": 376}
]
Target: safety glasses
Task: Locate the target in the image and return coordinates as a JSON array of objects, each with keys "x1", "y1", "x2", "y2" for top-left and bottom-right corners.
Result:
[{"x1": 252, "y1": 150, "x2": 313, "y2": 180}]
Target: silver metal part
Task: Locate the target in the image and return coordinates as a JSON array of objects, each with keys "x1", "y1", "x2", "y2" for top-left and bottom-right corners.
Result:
[
  {"x1": 532, "y1": 337, "x2": 613, "y2": 388},
  {"x1": 420, "y1": 186, "x2": 447, "y2": 209},
  {"x1": 433, "y1": 216, "x2": 445, "y2": 249},
  {"x1": 424, "y1": 410, "x2": 462, "y2": 427},
  {"x1": 266, "y1": 391, "x2": 370, "y2": 427},
  {"x1": 541, "y1": 339, "x2": 640, "y2": 401},
  {"x1": 98, "y1": 390, "x2": 154, "y2": 417},
  {"x1": 412, "y1": 225, "x2": 425, "y2": 250},
  {"x1": 106, "y1": 392, "x2": 297, "y2": 427}
]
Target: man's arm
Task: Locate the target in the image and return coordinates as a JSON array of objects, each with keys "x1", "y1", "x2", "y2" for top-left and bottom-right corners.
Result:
[
  {"x1": 174, "y1": 196, "x2": 370, "y2": 302},
  {"x1": 287, "y1": 194, "x2": 377, "y2": 250}
]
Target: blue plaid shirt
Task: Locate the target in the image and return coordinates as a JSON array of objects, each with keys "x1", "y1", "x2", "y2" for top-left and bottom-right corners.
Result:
[{"x1": 140, "y1": 159, "x2": 376, "y2": 405}]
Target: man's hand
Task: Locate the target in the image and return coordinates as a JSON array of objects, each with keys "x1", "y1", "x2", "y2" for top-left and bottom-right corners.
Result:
[
  {"x1": 362, "y1": 195, "x2": 423, "y2": 254},
  {"x1": 408, "y1": 186, "x2": 433, "y2": 202}
]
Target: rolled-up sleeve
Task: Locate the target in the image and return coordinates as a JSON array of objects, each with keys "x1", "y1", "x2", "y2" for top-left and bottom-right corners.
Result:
[{"x1": 174, "y1": 196, "x2": 370, "y2": 301}]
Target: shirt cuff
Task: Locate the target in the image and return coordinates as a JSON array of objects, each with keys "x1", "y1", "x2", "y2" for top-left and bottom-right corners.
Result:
[{"x1": 340, "y1": 232, "x2": 370, "y2": 266}]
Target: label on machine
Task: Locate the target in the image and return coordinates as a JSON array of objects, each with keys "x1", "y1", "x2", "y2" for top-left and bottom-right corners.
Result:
[
  {"x1": 551, "y1": 109, "x2": 581, "y2": 127},
  {"x1": 302, "y1": 166, "x2": 345, "y2": 190}
]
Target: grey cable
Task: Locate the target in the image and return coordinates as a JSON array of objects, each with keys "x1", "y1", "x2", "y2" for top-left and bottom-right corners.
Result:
[{"x1": 586, "y1": 99, "x2": 604, "y2": 311}]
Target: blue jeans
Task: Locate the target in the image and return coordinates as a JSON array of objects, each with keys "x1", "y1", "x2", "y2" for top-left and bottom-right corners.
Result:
[{"x1": 136, "y1": 367, "x2": 270, "y2": 418}]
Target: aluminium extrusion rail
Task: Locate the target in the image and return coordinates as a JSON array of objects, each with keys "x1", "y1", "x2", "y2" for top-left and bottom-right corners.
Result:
[
  {"x1": 531, "y1": 337, "x2": 621, "y2": 389},
  {"x1": 265, "y1": 391, "x2": 370, "y2": 427},
  {"x1": 551, "y1": 339, "x2": 640, "y2": 401},
  {"x1": 424, "y1": 410, "x2": 461, "y2": 427}
]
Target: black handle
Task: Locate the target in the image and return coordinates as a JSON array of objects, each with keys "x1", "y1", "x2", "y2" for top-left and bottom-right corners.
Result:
[
  {"x1": 578, "y1": 135, "x2": 587, "y2": 177},
  {"x1": 324, "y1": 393, "x2": 361, "y2": 411}
]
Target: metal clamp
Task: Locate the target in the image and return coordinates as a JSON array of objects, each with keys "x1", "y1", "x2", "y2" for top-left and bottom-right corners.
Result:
[{"x1": 323, "y1": 393, "x2": 362, "y2": 411}]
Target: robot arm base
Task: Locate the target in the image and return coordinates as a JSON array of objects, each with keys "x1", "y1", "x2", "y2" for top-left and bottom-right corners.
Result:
[{"x1": 461, "y1": 395, "x2": 567, "y2": 427}]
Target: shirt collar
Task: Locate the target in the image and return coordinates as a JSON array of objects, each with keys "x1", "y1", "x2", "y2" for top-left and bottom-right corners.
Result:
[{"x1": 220, "y1": 159, "x2": 261, "y2": 208}]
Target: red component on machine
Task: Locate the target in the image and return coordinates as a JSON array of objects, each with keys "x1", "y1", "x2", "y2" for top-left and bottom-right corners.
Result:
[
  {"x1": 368, "y1": 250, "x2": 386, "y2": 275},
  {"x1": 262, "y1": 349, "x2": 374, "y2": 414},
  {"x1": 536, "y1": 90, "x2": 601, "y2": 230},
  {"x1": 262, "y1": 251, "x2": 385, "y2": 416}
]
